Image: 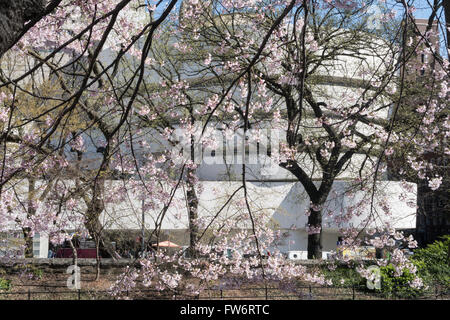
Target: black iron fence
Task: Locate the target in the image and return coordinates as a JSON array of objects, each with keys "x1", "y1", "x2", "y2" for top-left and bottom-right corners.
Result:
[{"x1": 0, "y1": 283, "x2": 448, "y2": 300}]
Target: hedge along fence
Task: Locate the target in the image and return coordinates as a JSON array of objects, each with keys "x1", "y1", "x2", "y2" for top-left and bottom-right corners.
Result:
[{"x1": 0, "y1": 283, "x2": 448, "y2": 301}]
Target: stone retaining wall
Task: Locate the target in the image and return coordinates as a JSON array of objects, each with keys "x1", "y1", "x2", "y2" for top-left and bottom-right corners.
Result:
[
  {"x1": 0, "y1": 258, "x2": 138, "y2": 275},
  {"x1": 0, "y1": 258, "x2": 361, "y2": 275}
]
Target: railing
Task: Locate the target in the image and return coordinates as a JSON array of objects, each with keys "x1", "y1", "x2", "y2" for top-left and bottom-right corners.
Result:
[{"x1": 0, "y1": 283, "x2": 448, "y2": 300}]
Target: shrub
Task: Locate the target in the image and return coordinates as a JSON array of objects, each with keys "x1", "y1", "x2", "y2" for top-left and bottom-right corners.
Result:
[
  {"x1": 378, "y1": 264, "x2": 425, "y2": 298},
  {"x1": 320, "y1": 264, "x2": 366, "y2": 288},
  {"x1": 320, "y1": 262, "x2": 427, "y2": 298},
  {"x1": 32, "y1": 268, "x2": 44, "y2": 280},
  {"x1": 0, "y1": 278, "x2": 11, "y2": 291},
  {"x1": 411, "y1": 235, "x2": 450, "y2": 287}
]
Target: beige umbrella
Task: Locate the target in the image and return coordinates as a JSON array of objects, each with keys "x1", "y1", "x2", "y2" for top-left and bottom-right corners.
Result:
[{"x1": 153, "y1": 240, "x2": 180, "y2": 248}]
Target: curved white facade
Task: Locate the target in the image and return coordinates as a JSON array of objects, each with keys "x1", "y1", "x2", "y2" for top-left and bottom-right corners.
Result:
[{"x1": 1, "y1": 14, "x2": 416, "y2": 259}]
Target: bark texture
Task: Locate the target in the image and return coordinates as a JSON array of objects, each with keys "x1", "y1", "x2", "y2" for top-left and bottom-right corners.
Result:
[{"x1": 0, "y1": 0, "x2": 46, "y2": 56}]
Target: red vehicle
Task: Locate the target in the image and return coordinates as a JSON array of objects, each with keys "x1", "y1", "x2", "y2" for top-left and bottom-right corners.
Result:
[
  {"x1": 55, "y1": 239, "x2": 100, "y2": 258},
  {"x1": 55, "y1": 248, "x2": 98, "y2": 258}
]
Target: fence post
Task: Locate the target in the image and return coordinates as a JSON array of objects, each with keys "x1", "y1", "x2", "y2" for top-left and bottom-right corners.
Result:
[
  {"x1": 28, "y1": 289, "x2": 31, "y2": 300},
  {"x1": 265, "y1": 287, "x2": 268, "y2": 300},
  {"x1": 352, "y1": 285, "x2": 355, "y2": 300},
  {"x1": 78, "y1": 289, "x2": 81, "y2": 300},
  {"x1": 220, "y1": 289, "x2": 223, "y2": 300}
]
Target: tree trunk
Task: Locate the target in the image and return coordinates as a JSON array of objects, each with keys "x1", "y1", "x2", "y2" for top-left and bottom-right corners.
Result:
[
  {"x1": 307, "y1": 207, "x2": 323, "y2": 259},
  {"x1": 22, "y1": 177, "x2": 36, "y2": 258},
  {"x1": 94, "y1": 235, "x2": 101, "y2": 281},
  {"x1": 186, "y1": 166, "x2": 199, "y2": 258},
  {"x1": 0, "y1": 0, "x2": 46, "y2": 57},
  {"x1": 185, "y1": 128, "x2": 200, "y2": 258},
  {"x1": 22, "y1": 227, "x2": 34, "y2": 258},
  {"x1": 83, "y1": 177, "x2": 120, "y2": 261},
  {"x1": 85, "y1": 204, "x2": 119, "y2": 260},
  {"x1": 68, "y1": 238, "x2": 78, "y2": 267}
]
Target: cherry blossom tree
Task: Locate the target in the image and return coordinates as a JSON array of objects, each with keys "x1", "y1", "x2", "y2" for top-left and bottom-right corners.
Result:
[
  {"x1": 0, "y1": 0, "x2": 180, "y2": 262},
  {"x1": 0, "y1": 0, "x2": 448, "y2": 297},
  {"x1": 165, "y1": 0, "x2": 446, "y2": 261}
]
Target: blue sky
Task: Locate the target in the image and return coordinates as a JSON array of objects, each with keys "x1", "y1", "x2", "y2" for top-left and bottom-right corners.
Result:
[
  {"x1": 148, "y1": 0, "x2": 447, "y2": 56},
  {"x1": 391, "y1": 0, "x2": 447, "y2": 57},
  {"x1": 409, "y1": 0, "x2": 437, "y2": 19},
  {"x1": 149, "y1": 0, "x2": 442, "y2": 22}
]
